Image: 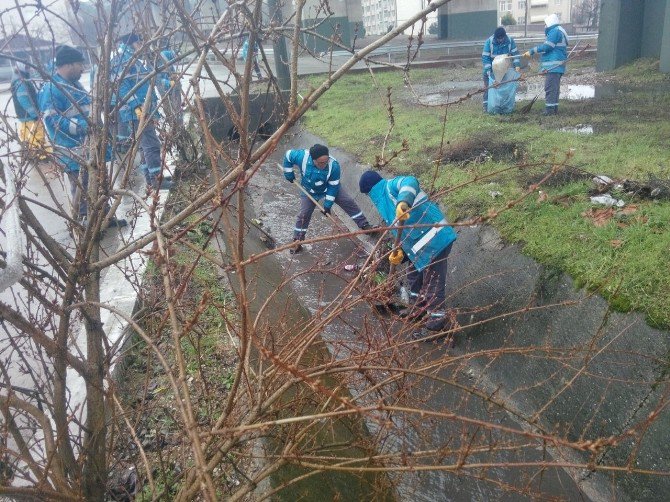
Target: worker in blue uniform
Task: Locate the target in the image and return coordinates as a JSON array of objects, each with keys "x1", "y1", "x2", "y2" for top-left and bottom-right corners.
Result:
[
  {"x1": 11, "y1": 61, "x2": 49, "y2": 160},
  {"x1": 523, "y1": 14, "x2": 569, "y2": 116},
  {"x1": 39, "y1": 45, "x2": 126, "y2": 228},
  {"x1": 359, "y1": 170, "x2": 457, "y2": 335},
  {"x1": 110, "y1": 32, "x2": 172, "y2": 190},
  {"x1": 283, "y1": 144, "x2": 374, "y2": 254},
  {"x1": 481, "y1": 26, "x2": 521, "y2": 112}
]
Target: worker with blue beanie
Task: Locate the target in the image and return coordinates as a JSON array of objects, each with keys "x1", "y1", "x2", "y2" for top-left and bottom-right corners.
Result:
[{"x1": 360, "y1": 170, "x2": 457, "y2": 336}]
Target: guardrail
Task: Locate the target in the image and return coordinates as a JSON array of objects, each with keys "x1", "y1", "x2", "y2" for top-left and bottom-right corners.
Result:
[{"x1": 362, "y1": 34, "x2": 598, "y2": 63}]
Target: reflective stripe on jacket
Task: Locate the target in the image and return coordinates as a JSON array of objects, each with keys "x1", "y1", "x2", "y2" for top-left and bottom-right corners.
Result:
[
  {"x1": 38, "y1": 73, "x2": 90, "y2": 172},
  {"x1": 482, "y1": 35, "x2": 520, "y2": 76},
  {"x1": 283, "y1": 149, "x2": 341, "y2": 210},
  {"x1": 529, "y1": 24, "x2": 569, "y2": 74},
  {"x1": 368, "y1": 176, "x2": 457, "y2": 272}
]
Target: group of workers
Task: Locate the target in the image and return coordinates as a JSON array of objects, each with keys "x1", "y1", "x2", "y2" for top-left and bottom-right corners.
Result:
[
  {"x1": 11, "y1": 17, "x2": 568, "y2": 338},
  {"x1": 482, "y1": 14, "x2": 568, "y2": 116},
  {"x1": 283, "y1": 144, "x2": 457, "y2": 337},
  {"x1": 11, "y1": 32, "x2": 182, "y2": 227},
  {"x1": 281, "y1": 13, "x2": 568, "y2": 339}
]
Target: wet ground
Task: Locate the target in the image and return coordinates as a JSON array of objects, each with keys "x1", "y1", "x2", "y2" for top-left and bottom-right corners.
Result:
[{"x1": 217, "y1": 125, "x2": 668, "y2": 501}]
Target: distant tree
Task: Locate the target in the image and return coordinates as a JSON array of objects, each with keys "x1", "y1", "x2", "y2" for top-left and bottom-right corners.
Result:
[
  {"x1": 501, "y1": 13, "x2": 516, "y2": 26},
  {"x1": 428, "y1": 22, "x2": 438, "y2": 35},
  {"x1": 572, "y1": 0, "x2": 600, "y2": 29}
]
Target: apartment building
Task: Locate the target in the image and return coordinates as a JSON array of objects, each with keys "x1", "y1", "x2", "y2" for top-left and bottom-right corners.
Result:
[
  {"x1": 396, "y1": 0, "x2": 437, "y2": 34},
  {"x1": 361, "y1": 0, "x2": 397, "y2": 35},
  {"x1": 499, "y1": 0, "x2": 572, "y2": 25}
]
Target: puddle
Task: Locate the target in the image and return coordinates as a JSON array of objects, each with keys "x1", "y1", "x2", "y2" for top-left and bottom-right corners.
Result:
[
  {"x1": 516, "y1": 83, "x2": 595, "y2": 101},
  {"x1": 559, "y1": 124, "x2": 594, "y2": 135}
]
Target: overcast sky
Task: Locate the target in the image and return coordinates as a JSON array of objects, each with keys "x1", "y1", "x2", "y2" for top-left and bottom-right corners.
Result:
[{"x1": 0, "y1": 0, "x2": 70, "y2": 42}]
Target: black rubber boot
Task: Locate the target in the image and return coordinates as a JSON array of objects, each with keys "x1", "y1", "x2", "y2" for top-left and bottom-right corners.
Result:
[
  {"x1": 289, "y1": 239, "x2": 303, "y2": 254},
  {"x1": 146, "y1": 172, "x2": 174, "y2": 191}
]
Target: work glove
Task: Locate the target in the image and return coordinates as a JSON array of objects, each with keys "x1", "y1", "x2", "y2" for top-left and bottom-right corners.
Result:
[
  {"x1": 395, "y1": 201, "x2": 410, "y2": 221},
  {"x1": 389, "y1": 248, "x2": 404, "y2": 266},
  {"x1": 321, "y1": 206, "x2": 331, "y2": 216},
  {"x1": 284, "y1": 174, "x2": 294, "y2": 183},
  {"x1": 523, "y1": 51, "x2": 531, "y2": 59},
  {"x1": 134, "y1": 107, "x2": 143, "y2": 121}
]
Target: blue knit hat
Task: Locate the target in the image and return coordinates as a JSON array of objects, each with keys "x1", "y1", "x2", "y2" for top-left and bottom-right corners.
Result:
[
  {"x1": 494, "y1": 27, "x2": 506, "y2": 40},
  {"x1": 119, "y1": 32, "x2": 141, "y2": 45},
  {"x1": 359, "y1": 170, "x2": 382, "y2": 194}
]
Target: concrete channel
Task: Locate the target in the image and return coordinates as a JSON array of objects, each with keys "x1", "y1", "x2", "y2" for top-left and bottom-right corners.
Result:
[{"x1": 203, "y1": 86, "x2": 670, "y2": 500}]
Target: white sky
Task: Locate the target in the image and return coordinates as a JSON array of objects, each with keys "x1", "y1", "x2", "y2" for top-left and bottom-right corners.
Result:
[{"x1": 0, "y1": 0, "x2": 70, "y2": 42}]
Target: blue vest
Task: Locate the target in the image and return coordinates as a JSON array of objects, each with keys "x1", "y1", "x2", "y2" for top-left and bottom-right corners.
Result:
[{"x1": 369, "y1": 177, "x2": 457, "y2": 271}]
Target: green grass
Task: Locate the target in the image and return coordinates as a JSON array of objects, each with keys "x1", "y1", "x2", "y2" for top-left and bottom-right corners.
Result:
[{"x1": 301, "y1": 60, "x2": 670, "y2": 327}]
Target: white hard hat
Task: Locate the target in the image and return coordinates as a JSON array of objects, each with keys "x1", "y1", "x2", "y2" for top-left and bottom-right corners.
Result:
[{"x1": 545, "y1": 13, "x2": 560, "y2": 27}]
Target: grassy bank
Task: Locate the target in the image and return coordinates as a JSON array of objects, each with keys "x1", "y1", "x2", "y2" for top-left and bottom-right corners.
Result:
[
  {"x1": 302, "y1": 58, "x2": 670, "y2": 327},
  {"x1": 114, "y1": 180, "x2": 242, "y2": 499}
]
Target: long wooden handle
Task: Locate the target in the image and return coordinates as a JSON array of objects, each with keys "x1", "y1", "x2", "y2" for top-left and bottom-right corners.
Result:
[{"x1": 277, "y1": 163, "x2": 349, "y2": 234}]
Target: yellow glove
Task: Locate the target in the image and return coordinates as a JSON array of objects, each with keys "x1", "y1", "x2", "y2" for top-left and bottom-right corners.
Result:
[
  {"x1": 523, "y1": 51, "x2": 531, "y2": 59},
  {"x1": 134, "y1": 107, "x2": 143, "y2": 120},
  {"x1": 389, "y1": 248, "x2": 404, "y2": 266},
  {"x1": 395, "y1": 201, "x2": 410, "y2": 221}
]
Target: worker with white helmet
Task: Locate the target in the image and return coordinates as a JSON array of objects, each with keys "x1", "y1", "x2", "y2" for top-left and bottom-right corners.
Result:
[{"x1": 523, "y1": 14, "x2": 569, "y2": 116}]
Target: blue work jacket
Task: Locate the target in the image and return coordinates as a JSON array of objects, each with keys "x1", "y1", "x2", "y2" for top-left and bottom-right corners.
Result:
[
  {"x1": 482, "y1": 35, "x2": 520, "y2": 76},
  {"x1": 110, "y1": 43, "x2": 157, "y2": 123},
  {"x1": 283, "y1": 149, "x2": 340, "y2": 210},
  {"x1": 368, "y1": 176, "x2": 457, "y2": 272},
  {"x1": 529, "y1": 24, "x2": 569, "y2": 74},
  {"x1": 38, "y1": 73, "x2": 90, "y2": 172},
  {"x1": 11, "y1": 73, "x2": 40, "y2": 122}
]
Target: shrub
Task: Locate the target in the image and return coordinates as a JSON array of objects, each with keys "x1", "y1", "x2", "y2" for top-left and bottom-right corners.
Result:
[{"x1": 501, "y1": 13, "x2": 516, "y2": 26}]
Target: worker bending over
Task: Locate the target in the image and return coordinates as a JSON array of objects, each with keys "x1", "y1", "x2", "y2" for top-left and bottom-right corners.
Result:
[
  {"x1": 359, "y1": 170, "x2": 457, "y2": 336},
  {"x1": 283, "y1": 144, "x2": 375, "y2": 254}
]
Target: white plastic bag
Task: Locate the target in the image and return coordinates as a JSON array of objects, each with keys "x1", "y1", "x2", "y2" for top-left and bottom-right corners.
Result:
[{"x1": 492, "y1": 55, "x2": 511, "y2": 83}]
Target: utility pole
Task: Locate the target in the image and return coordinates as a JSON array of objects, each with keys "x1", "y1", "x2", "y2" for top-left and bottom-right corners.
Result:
[
  {"x1": 267, "y1": 0, "x2": 291, "y2": 91},
  {"x1": 524, "y1": 0, "x2": 529, "y2": 38}
]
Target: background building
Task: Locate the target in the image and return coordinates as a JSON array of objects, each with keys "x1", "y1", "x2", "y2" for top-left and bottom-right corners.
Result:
[
  {"x1": 498, "y1": 0, "x2": 572, "y2": 26},
  {"x1": 361, "y1": 0, "x2": 396, "y2": 36},
  {"x1": 288, "y1": 0, "x2": 363, "y2": 53},
  {"x1": 396, "y1": 0, "x2": 437, "y2": 35}
]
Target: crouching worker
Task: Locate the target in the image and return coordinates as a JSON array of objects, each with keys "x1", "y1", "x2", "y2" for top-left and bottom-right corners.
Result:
[
  {"x1": 283, "y1": 144, "x2": 375, "y2": 254},
  {"x1": 359, "y1": 170, "x2": 457, "y2": 336}
]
